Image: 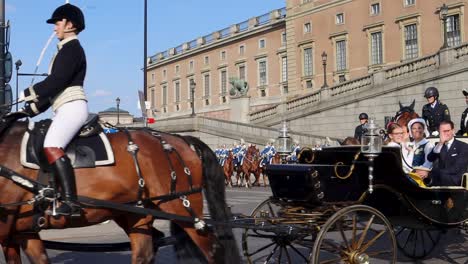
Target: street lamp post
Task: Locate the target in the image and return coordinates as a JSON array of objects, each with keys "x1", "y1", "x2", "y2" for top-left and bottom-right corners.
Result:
[
  {"x1": 190, "y1": 79, "x2": 196, "y2": 117},
  {"x1": 440, "y1": 3, "x2": 449, "y2": 50},
  {"x1": 116, "y1": 97, "x2": 120, "y2": 125},
  {"x1": 321, "y1": 51, "x2": 328, "y2": 89},
  {"x1": 14, "y1": 59, "x2": 21, "y2": 111}
]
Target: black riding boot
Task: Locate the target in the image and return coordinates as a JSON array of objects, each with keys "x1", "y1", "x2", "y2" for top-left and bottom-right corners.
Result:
[{"x1": 52, "y1": 155, "x2": 81, "y2": 216}]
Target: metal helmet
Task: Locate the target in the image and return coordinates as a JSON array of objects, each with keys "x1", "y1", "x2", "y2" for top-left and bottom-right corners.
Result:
[
  {"x1": 424, "y1": 87, "x2": 439, "y2": 99},
  {"x1": 463, "y1": 88, "x2": 468, "y2": 97},
  {"x1": 358, "y1": 113, "x2": 368, "y2": 120},
  {"x1": 46, "y1": 3, "x2": 85, "y2": 33}
]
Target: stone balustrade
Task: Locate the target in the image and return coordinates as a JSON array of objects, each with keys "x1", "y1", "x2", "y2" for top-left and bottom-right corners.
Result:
[
  {"x1": 286, "y1": 90, "x2": 321, "y2": 110},
  {"x1": 329, "y1": 76, "x2": 372, "y2": 97},
  {"x1": 385, "y1": 54, "x2": 438, "y2": 80},
  {"x1": 455, "y1": 42, "x2": 468, "y2": 59},
  {"x1": 249, "y1": 105, "x2": 279, "y2": 122}
]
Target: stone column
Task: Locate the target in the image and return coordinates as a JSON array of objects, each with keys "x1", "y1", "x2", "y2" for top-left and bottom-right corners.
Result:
[{"x1": 230, "y1": 96, "x2": 251, "y2": 123}]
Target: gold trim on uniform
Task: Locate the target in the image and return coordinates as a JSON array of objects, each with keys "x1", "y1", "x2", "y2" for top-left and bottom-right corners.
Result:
[{"x1": 52, "y1": 85, "x2": 87, "y2": 111}]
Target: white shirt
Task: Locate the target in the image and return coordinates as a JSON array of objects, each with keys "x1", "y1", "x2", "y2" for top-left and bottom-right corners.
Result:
[{"x1": 432, "y1": 137, "x2": 455, "y2": 153}]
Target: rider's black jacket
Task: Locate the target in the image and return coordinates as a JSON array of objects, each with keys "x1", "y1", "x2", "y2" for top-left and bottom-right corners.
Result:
[
  {"x1": 422, "y1": 101, "x2": 451, "y2": 133},
  {"x1": 457, "y1": 107, "x2": 468, "y2": 136},
  {"x1": 354, "y1": 124, "x2": 367, "y2": 142}
]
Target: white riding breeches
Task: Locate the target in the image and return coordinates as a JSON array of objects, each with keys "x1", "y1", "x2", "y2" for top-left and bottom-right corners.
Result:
[{"x1": 44, "y1": 100, "x2": 88, "y2": 149}]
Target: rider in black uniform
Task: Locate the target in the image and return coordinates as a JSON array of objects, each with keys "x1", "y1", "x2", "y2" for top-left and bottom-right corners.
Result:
[
  {"x1": 354, "y1": 113, "x2": 368, "y2": 142},
  {"x1": 421, "y1": 87, "x2": 451, "y2": 135},
  {"x1": 457, "y1": 89, "x2": 468, "y2": 136}
]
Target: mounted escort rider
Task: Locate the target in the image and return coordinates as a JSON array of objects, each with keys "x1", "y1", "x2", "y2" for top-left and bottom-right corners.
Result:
[
  {"x1": 236, "y1": 140, "x2": 248, "y2": 166},
  {"x1": 218, "y1": 144, "x2": 229, "y2": 166},
  {"x1": 288, "y1": 140, "x2": 301, "y2": 162},
  {"x1": 422, "y1": 87, "x2": 451, "y2": 135},
  {"x1": 260, "y1": 140, "x2": 276, "y2": 167},
  {"x1": 15, "y1": 3, "x2": 88, "y2": 216}
]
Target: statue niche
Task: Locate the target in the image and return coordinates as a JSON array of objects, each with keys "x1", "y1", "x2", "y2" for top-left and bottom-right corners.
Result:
[{"x1": 229, "y1": 77, "x2": 249, "y2": 97}]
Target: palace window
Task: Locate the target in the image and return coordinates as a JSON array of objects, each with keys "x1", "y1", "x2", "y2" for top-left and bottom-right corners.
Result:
[
  {"x1": 303, "y1": 48, "x2": 313, "y2": 76},
  {"x1": 404, "y1": 0, "x2": 415, "y2": 6},
  {"x1": 151, "y1": 73, "x2": 155, "y2": 84},
  {"x1": 150, "y1": 89, "x2": 155, "y2": 108},
  {"x1": 370, "y1": 3, "x2": 380, "y2": 15},
  {"x1": 336, "y1": 13, "x2": 344, "y2": 25},
  {"x1": 204, "y1": 74, "x2": 210, "y2": 105},
  {"x1": 259, "y1": 39, "x2": 266, "y2": 49},
  {"x1": 447, "y1": 14, "x2": 461, "y2": 47},
  {"x1": 404, "y1": 24, "x2": 418, "y2": 59},
  {"x1": 258, "y1": 59, "x2": 267, "y2": 86},
  {"x1": 175, "y1": 65, "x2": 180, "y2": 75},
  {"x1": 189, "y1": 61, "x2": 194, "y2": 72},
  {"x1": 281, "y1": 56, "x2": 288, "y2": 82},
  {"x1": 239, "y1": 65, "x2": 246, "y2": 80},
  {"x1": 220, "y1": 70, "x2": 227, "y2": 95},
  {"x1": 304, "y1": 22, "x2": 311, "y2": 33},
  {"x1": 204, "y1": 56, "x2": 209, "y2": 65},
  {"x1": 162, "y1": 69, "x2": 167, "y2": 79},
  {"x1": 220, "y1": 51, "x2": 226, "y2": 61},
  {"x1": 371, "y1": 32, "x2": 383, "y2": 65},
  {"x1": 338, "y1": 75, "x2": 346, "y2": 83},
  {"x1": 281, "y1": 32, "x2": 287, "y2": 46},
  {"x1": 239, "y1": 45, "x2": 245, "y2": 55},
  {"x1": 174, "y1": 81, "x2": 180, "y2": 103},
  {"x1": 336, "y1": 40, "x2": 347, "y2": 71},
  {"x1": 162, "y1": 85, "x2": 167, "y2": 106}
]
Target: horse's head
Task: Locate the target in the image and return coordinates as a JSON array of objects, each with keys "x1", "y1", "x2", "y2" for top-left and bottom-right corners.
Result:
[{"x1": 394, "y1": 100, "x2": 419, "y2": 128}]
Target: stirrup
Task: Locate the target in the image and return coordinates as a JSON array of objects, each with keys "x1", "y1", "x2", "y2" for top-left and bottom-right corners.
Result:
[{"x1": 54, "y1": 201, "x2": 82, "y2": 217}]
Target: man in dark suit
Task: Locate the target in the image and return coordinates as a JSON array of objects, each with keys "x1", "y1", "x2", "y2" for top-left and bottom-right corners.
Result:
[{"x1": 428, "y1": 120, "x2": 468, "y2": 186}]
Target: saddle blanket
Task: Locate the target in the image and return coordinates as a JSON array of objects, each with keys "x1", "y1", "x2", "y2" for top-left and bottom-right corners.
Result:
[{"x1": 20, "y1": 122, "x2": 115, "y2": 170}]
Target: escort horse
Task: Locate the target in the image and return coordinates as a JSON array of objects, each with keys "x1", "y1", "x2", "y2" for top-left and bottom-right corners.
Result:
[{"x1": 0, "y1": 113, "x2": 240, "y2": 264}]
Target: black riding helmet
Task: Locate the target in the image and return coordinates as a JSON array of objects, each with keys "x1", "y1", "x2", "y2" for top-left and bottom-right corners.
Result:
[
  {"x1": 46, "y1": 3, "x2": 85, "y2": 33},
  {"x1": 424, "y1": 87, "x2": 439, "y2": 99},
  {"x1": 358, "y1": 113, "x2": 368, "y2": 120}
]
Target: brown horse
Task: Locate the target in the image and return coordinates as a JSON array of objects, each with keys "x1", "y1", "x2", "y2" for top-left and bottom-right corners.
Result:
[
  {"x1": 0, "y1": 120, "x2": 240, "y2": 264},
  {"x1": 394, "y1": 100, "x2": 419, "y2": 128},
  {"x1": 222, "y1": 151, "x2": 234, "y2": 187},
  {"x1": 235, "y1": 145, "x2": 260, "y2": 188},
  {"x1": 255, "y1": 152, "x2": 281, "y2": 187}
]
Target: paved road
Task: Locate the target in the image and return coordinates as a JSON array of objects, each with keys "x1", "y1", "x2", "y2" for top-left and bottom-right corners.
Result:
[{"x1": 5, "y1": 187, "x2": 468, "y2": 263}]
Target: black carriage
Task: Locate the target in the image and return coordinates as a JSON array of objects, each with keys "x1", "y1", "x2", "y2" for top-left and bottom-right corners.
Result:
[{"x1": 241, "y1": 146, "x2": 468, "y2": 263}]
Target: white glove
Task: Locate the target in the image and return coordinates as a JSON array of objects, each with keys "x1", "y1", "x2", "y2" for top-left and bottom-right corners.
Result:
[
  {"x1": 18, "y1": 91, "x2": 25, "y2": 102},
  {"x1": 431, "y1": 131, "x2": 439, "y2": 137}
]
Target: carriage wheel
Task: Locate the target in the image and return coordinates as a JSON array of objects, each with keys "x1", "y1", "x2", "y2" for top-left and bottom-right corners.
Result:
[
  {"x1": 394, "y1": 226, "x2": 442, "y2": 259},
  {"x1": 310, "y1": 205, "x2": 396, "y2": 263},
  {"x1": 242, "y1": 198, "x2": 314, "y2": 263}
]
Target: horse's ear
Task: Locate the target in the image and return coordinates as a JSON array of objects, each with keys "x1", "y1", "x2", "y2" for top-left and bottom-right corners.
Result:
[
  {"x1": 399, "y1": 101, "x2": 403, "y2": 109},
  {"x1": 410, "y1": 99, "x2": 415, "y2": 110}
]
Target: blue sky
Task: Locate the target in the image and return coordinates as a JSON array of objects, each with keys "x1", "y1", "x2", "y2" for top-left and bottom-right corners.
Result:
[{"x1": 7, "y1": 0, "x2": 284, "y2": 116}]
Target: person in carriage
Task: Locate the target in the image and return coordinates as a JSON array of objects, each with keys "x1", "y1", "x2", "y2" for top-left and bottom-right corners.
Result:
[
  {"x1": 260, "y1": 140, "x2": 276, "y2": 167},
  {"x1": 354, "y1": 112, "x2": 369, "y2": 142},
  {"x1": 406, "y1": 118, "x2": 434, "y2": 179},
  {"x1": 422, "y1": 87, "x2": 451, "y2": 135},
  {"x1": 287, "y1": 140, "x2": 301, "y2": 162},
  {"x1": 428, "y1": 120, "x2": 468, "y2": 186},
  {"x1": 457, "y1": 88, "x2": 468, "y2": 136},
  {"x1": 9, "y1": 3, "x2": 88, "y2": 216}
]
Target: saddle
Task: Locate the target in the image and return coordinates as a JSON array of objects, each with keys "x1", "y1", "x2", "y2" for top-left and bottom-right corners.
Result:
[{"x1": 20, "y1": 114, "x2": 115, "y2": 170}]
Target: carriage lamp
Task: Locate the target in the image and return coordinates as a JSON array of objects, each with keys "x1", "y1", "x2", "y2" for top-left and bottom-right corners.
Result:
[
  {"x1": 276, "y1": 121, "x2": 292, "y2": 163},
  {"x1": 361, "y1": 118, "x2": 382, "y2": 194}
]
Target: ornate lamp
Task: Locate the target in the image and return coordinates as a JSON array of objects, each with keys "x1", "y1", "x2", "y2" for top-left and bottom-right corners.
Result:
[
  {"x1": 361, "y1": 118, "x2": 382, "y2": 193},
  {"x1": 276, "y1": 121, "x2": 292, "y2": 163}
]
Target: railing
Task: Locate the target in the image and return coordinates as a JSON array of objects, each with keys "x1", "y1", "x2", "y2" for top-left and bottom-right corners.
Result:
[
  {"x1": 329, "y1": 75, "x2": 372, "y2": 97},
  {"x1": 257, "y1": 12, "x2": 271, "y2": 26},
  {"x1": 219, "y1": 27, "x2": 231, "y2": 39},
  {"x1": 455, "y1": 42, "x2": 468, "y2": 59},
  {"x1": 238, "y1": 20, "x2": 249, "y2": 32},
  {"x1": 203, "y1": 34, "x2": 214, "y2": 45},
  {"x1": 249, "y1": 105, "x2": 279, "y2": 122},
  {"x1": 286, "y1": 91, "x2": 321, "y2": 111},
  {"x1": 148, "y1": 8, "x2": 287, "y2": 65},
  {"x1": 385, "y1": 54, "x2": 438, "y2": 80},
  {"x1": 188, "y1": 39, "x2": 197, "y2": 50}
]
